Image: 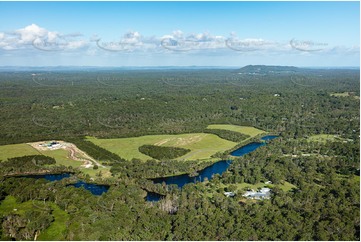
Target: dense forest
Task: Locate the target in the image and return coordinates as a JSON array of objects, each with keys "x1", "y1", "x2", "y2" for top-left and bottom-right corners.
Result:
[
  {"x1": 0, "y1": 67, "x2": 359, "y2": 145},
  {"x1": 0, "y1": 66, "x2": 359, "y2": 240}
]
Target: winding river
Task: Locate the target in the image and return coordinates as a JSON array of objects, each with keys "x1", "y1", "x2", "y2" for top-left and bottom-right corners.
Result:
[
  {"x1": 13, "y1": 135, "x2": 278, "y2": 200},
  {"x1": 151, "y1": 135, "x2": 278, "y2": 190}
]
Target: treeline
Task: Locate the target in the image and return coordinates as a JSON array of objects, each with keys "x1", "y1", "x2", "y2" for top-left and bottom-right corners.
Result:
[
  {"x1": 204, "y1": 128, "x2": 250, "y2": 142},
  {"x1": 1, "y1": 137, "x2": 359, "y2": 241},
  {"x1": 0, "y1": 155, "x2": 71, "y2": 176},
  {"x1": 138, "y1": 145, "x2": 190, "y2": 160},
  {"x1": 110, "y1": 158, "x2": 214, "y2": 179},
  {"x1": 66, "y1": 138, "x2": 126, "y2": 164},
  {"x1": 1, "y1": 202, "x2": 54, "y2": 240},
  {"x1": 0, "y1": 177, "x2": 172, "y2": 240}
]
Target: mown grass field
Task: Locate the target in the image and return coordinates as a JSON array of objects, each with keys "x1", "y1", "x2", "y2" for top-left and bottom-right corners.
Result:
[
  {"x1": 87, "y1": 133, "x2": 237, "y2": 161},
  {"x1": 206, "y1": 124, "x2": 266, "y2": 137},
  {"x1": 0, "y1": 196, "x2": 69, "y2": 240},
  {"x1": 0, "y1": 143, "x2": 83, "y2": 167},
  {"x1": 308, "y1": 134, "x2": 343, "y2": 143},
  {"x1": 0, "y1": 144, "x2": 40, "y2": 161},
  {"x1": 40, "y1": 149, "x2": 83, "y2": 167},
  {"x1": 0, "y1": 125, "x2": 265, "y2": 170}
]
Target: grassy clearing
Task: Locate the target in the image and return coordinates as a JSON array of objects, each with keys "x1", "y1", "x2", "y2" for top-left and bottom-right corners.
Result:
[
  {"x1": 0, "y1": 196, "x2": 68, "y2": 240},
  {"x1": 87, "y1": 133, "x2": 237, "y2": 161},
  {"x1": 206, "y1": 124, "x2": 265, "y2": 137},
  {"x1": 0, "y1": 144, "x2": 83, "y2": 167},
  {"x1": 40, "y1": 149, "x2": 83, "y2": 167},
  {"x1": 0, "y1": 143, "x2": 111, "y2": 178},
  {"x1": 79, "y1": 166, "x2": 112, "y2": 178},
  {"x1": 330, "y1": 92, "x2": 360, "y2": 99},
  {"x1": 0, "y1": 196, "x2": 31, "y2": 216},
  {"x1": 308, "y1": 134, "x2": 343, "y2": 143},
  {"x1": 223, "y1": 181, "x2": 296, "y2": 193},
  {"x1": 204, "y1": 181, "x2": 296, "y2": 198},
  {"x1": 331, "y1": 92, "x2": 352, "y2": 97},
  {"x1": 37, "y1": 204, "x2": 69, "y2": 240},
  {"x1": 0, "y1": 144, "x2": 39, "y2": 161}
]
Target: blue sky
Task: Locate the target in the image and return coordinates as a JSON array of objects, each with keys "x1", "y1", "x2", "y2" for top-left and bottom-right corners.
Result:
[{"x1": 0, "y1": 1, "x2": 359, "y2": 67}]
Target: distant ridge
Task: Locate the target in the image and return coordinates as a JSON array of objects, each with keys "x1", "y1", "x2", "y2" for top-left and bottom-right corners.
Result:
[{"x1": 238, "y1": 65, "x2": 300, "y2": 74}]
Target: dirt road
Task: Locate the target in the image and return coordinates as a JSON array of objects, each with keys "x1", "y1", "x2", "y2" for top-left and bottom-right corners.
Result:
[{"x1": 28, "y1": 140, "x2": 105, "y2": 168}]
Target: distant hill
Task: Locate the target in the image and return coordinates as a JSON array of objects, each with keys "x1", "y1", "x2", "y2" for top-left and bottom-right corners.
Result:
[{"x1": 238, "y1": 65, "x2": 300, "y2": 75}]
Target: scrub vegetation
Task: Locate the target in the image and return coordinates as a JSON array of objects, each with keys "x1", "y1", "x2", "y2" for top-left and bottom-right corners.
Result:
[{"x1": 0, "y1": 66, "x2": 359, "y2": 240}]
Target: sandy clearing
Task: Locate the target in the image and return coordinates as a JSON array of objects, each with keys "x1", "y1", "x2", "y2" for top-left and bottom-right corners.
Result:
[
  {"x1": 154, "y1": 138, "x2": 172, "y2": 146},
  {"x1": 28, "y1": 140, "x2": 105, "y2": 168}
]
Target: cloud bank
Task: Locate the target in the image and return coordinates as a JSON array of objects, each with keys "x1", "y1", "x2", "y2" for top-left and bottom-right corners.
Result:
[{"x1": 0, "y1": 24, "x2": 359, "y2": 66}]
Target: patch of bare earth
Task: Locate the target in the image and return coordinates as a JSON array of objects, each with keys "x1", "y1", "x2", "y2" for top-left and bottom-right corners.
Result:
[
  {"x1": 174, "y1": 135, "x2": 204, "y2": 146},
  {"x1": 27, "y1": 140, "x2": 104, "y2": 168}
]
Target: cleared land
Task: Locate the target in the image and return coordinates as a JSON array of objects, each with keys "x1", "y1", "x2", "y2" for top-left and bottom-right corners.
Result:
[
  {"x1": 330, "y1": 92, "x2": 360, "y2": 99},
  {"x1": 37, "y1": 204, "x2": 69, "y2": 240},
  {"x1": 0, "y1": 196, "x2": 69, "y2": 240},
  {"x1": 308, "y1": 134, "x2": 343, "y2": 143},
  {"x1": 0, "y1": 142, "x2": 85, "y2": 167},
  {"x1": 0, "y1": 141, "x2": 110, "y2": 178},
  {"x1": 87, "y1": 133, "x2": 237, "y2": 161},
  {"x1": 0, "y1": 144, "x2": 40, "y2": 161},
  {"x1": 221, "y1": 181, "x2": 295, "y2": 193},
  {"x1": 28, "y1": 141, "x2": 104, "y2": 168},
  {"x1": 204, "y1": 181, "x2": 296, "y2": 199},
  {"x1": 39, "y1": 149, "x2": 83, "y2": 167},
  {"x1": 206, "y1": 124, "x2": 266, "y2": 137}
]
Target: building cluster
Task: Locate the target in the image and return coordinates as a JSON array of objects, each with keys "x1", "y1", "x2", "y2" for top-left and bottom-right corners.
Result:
[
  {"x1": 39, "y1": 141, "x2": 61, "y2": 149},
  {"x1": 242, "y1": 187, "x2": 271, "y2": 200}
]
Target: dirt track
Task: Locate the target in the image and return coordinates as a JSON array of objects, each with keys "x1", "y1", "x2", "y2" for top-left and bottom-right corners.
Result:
[{"x1": 28, "y1": 140, "x2": 105, "y2": 168}]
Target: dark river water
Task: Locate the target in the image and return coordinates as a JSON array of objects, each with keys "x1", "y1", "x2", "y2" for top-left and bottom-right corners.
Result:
[
  {"x1": 149, "y1": 135, "x2": 278, "y2": 200},
  {"x1": 19, "y1": 173, "x2": 71, "y2": 181},
  {"x1": 68, "y1": 181, "x2": 109, "y2": 196},
  {"x1": 146, "y1": 192, "x2": 165, "y2": 202},
  {"x1": 18, "y1": 173, "x2": 109, "y2": 195},
  {"x1": 15, "y1": 135, "x2": 278, "y2": 200}
]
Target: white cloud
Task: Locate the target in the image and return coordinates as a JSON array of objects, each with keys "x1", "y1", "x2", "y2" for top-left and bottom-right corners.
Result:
[
  {"x1": 0, "y1": 24, "x2": 88, "y2": 51},
  {"x1": 15, "y1": 24, "x2": 48, "y2": 43},
  {"x1": 160, "y1": 31, "x2": 226, "y2": 52},
  {"x1": 0, "y1": 25, "x2": 358, "y2": 67},
  {"x1": 47, "y1": 31, "x2": 59, "y2": 43},
  {"x1": 95, "y1": 31, "x2": 160, "y2": 52},
  {"x1": 66, "y1": 40, "x2": 88, "y2": 49},
  {"x1": 225, "y1": 35, "x2": 284, "y2": 53}
]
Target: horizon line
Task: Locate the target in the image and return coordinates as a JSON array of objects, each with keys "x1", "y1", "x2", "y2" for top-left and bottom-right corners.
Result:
[{"x1": 0, "y1": 65, "x2": 359, "y2": 68}]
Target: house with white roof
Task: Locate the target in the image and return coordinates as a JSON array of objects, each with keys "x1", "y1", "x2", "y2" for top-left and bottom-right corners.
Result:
[{"x1": 242, "y1": 187, "x2": 271, "y2": 200}]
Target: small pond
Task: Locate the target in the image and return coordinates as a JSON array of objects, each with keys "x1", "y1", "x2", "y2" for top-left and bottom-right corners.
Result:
[
  {"x1": 146, "y1": 192, "x2": 165, "y2": 202},
  {"x1": 68, "y1": 181, "x2": 109, "y2": 196}
]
